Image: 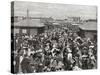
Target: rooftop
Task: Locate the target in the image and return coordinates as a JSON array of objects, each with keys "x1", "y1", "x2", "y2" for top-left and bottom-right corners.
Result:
[
  {"x1": 12, "y1": 19, "x2": 45, "y2": 27},
  {"x1": 79, "y1": 21, "x2": 97, "y2": 31}
]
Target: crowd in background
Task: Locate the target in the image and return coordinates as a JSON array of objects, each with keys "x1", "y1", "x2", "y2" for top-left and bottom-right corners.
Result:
[{"x1": 12, "y1": 28, "x2": 97, "y2": 73}]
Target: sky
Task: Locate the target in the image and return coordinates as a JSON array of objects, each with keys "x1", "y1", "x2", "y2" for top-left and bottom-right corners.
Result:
[{"x1": 13, "y1": 1, "x2": 97, "y2": 19}]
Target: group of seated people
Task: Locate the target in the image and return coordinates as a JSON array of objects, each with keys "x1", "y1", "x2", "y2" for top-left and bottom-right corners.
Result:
[{"x1": 12, "y1": 28, "x2": 97, "y2": 73}]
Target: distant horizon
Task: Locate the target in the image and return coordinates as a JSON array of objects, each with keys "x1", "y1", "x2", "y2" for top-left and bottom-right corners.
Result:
[
  {"x1": 12, "y1": 16, "x2": 97, "y2": 20},
  {"x1": 13, "y1": 1, "x2": 97, "y2": 20}
]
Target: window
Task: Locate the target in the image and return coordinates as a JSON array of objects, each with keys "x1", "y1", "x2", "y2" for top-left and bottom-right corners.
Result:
[{"x1": 22, "y1": 29, "x2": 27, "y2": 33}]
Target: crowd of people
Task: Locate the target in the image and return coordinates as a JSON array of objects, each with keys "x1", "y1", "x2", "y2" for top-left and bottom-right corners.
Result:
[{"x1": 12, "y1": 27, "x2": 97, "y2": 73}]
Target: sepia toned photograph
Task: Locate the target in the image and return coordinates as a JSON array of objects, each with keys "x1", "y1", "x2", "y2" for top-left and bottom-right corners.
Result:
[{"x1": 11, "y1": 1, "x2": 97, "y2": 74}]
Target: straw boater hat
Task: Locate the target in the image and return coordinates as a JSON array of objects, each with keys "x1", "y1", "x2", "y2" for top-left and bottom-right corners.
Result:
[
  {"x1": 82, "y1": 55, "x2": 88, "y2": 58},
  {"x1": 83, "y1": 47, "x2": 87, "y2": 50},
  {"x1": 89, "y1": 43, "x2": 94, "y2": 48},
  {"x1": 89, "y1": 46, "x2": 94, "y2": 49}
]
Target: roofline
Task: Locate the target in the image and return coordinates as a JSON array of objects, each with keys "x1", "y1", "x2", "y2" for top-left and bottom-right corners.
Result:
[
  {"x1": 79, "y1": 28, "x2": 97, "y2": 31},
  {"x1": 11, "y1": 26, "x2": 45, "y2": 28}
]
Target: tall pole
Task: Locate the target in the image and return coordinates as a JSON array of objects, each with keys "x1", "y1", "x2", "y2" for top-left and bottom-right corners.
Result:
[{"x1": 27, "y1": 9, "x2": 30, "y2": 35}]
